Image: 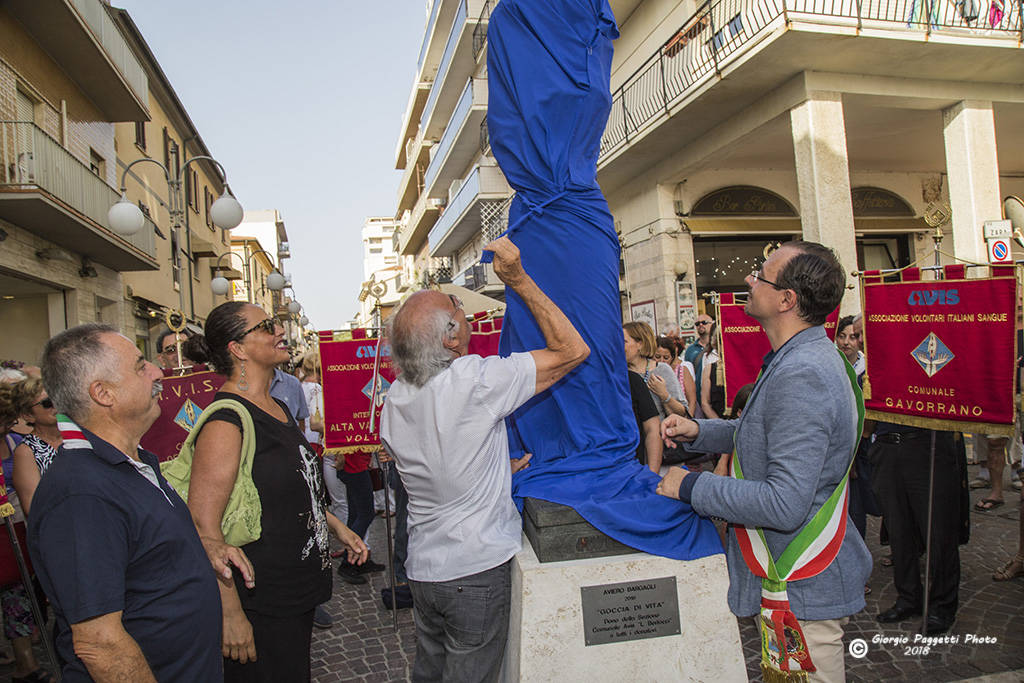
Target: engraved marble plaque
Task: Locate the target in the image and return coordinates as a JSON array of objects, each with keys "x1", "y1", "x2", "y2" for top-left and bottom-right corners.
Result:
[{"x1": 580, "y1": 576, "x2": 680, "y2": 646}]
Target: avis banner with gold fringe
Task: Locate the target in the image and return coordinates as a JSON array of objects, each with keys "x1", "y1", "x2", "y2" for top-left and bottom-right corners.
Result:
[
  {"x1": 141, "y1": 369, "x2": 226, "y2": 461},
  {"x1": 319, "y1": 331, "x2": 395, "y2": 455},
  {"x1": 717, "y1": 293, "x2": 839, "y2": 410},
  {"x1": 861, "y1": 265, "x2": 1017, "y2": 434}
]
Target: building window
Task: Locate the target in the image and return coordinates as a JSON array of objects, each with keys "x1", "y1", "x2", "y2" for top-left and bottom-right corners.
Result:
[
  {"x1": 134, "y1": 121, "x2": 146, "y2": 150},
  {"x1": 369, "y1": 247, "x2": 383, "y2": 254},
  {"x1": 89, "y1": 149, "x2": 105, "y2": 178},
  {"x1": 163, "y1": 128, "x2": 170, "y2": 169},
  {"x1": 186, "y1": 169, "x2": 199, "y2": 212},
  {"x1": 204, "y1": 187, "x2": 213, "y2": 228}
]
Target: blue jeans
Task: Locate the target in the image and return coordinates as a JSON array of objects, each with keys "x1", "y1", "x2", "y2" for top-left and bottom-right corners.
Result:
[
  {"x1": 408, "y1": 560, "x2": 511, "y2": 683},
  {"x1": 336, "y1": 469, "x2": 374, "y2": 538}
]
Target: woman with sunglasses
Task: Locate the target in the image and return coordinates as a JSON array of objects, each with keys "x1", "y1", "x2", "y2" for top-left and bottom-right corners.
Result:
[
  {"x1": 11, "y1": 380, "x2": 60, "y2": 516},
  {"x1": 184, "y1": 301, "x2": 368, "y2": 682}
]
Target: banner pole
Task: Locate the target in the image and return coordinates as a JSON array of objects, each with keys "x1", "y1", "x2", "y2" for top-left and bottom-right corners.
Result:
[
  {"x1": 3, "y1": 516, "x2": 60, "y2": 679},
  {"x1": 920, "y1": 225, "x2": 944, "y2": 637},
  {"x1": 380, "y1": 455, "x2": 398, "y2": 632}
]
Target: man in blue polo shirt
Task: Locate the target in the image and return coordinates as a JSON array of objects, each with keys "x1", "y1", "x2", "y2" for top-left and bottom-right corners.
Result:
[{"x1": 30, "y1": 324, "x2": 235, "y2": 681}]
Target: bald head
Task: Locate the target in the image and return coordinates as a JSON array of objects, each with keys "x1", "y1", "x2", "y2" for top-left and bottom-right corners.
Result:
[{"x1": 389, "y1": 290, "x2": 466, "y2": 387}]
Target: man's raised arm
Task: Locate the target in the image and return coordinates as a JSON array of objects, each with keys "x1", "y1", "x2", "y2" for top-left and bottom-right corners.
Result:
[{"x1": 485, "y1": 237, "x2": 589, "y2": 394}]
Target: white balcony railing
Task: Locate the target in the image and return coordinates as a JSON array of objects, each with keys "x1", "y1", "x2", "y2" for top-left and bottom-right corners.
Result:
[
  {"x1": 423, "y1": 77, "x2": 486, "y2": 193},
  {"x1": 69, "y1": 0, "x2": 148, "y2": 105},
  {"x1": 600, "y1": 0, "x2": 1023, "y2": 160},
  {"x1": 420, "y1": 0, "x2": 470, "y2": 131},
  {"x1": 0, "y1": 121, "x2": 156, "y2": 259}
]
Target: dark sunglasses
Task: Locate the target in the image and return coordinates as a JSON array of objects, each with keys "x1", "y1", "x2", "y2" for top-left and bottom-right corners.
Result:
[
  {"x1": 695, "y1": 320, "x2": 711, "y2": 326},
  {"x1": 238, "y1": 317, "x2": 281, "y2": 340},
  {"x1": 34, "y1": 397, "x2": 54, "y2": 409}
]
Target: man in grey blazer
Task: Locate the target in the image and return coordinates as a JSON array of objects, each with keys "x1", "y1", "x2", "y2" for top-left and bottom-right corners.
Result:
[{"x1": 657, "y1": 241, "x2": 871, "y2": 682}]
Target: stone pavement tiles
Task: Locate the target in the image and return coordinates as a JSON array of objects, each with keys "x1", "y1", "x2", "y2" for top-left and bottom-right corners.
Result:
[{"x1": 314, "y1": 465, "x2": 1023, "y2": 683}]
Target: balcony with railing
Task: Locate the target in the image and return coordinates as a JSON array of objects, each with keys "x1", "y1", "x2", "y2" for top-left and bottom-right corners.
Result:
[
  {"x1": 0, "y1": 121, "x2": 158, "y2": 270},
  {"x1": 396, "y1": 129, "x2": 434, "y2": 214},
  {"x1": 419, "y1": 0, "x2": 486, "y2": 141},
  {"x1": 398, "y1": 190, "x2": 445, "y2": 256},
  {"x1": 598, "y1": 0, "x2": 1023, "y2": 183},
  {"x1": 7, "y1": 0, "x2": 148, "y2": 121},
  {"x1": 423, "y1": 78, "x2": 489, "y2": 199},
  {"x1": 472, "y1": 0, "x2": 500, "y2": 58},
  {"x1": 428, "y1": 164, "x2": 512, "y2": 256}
]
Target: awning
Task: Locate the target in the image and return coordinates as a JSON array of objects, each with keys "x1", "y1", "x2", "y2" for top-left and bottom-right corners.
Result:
[{"x1": 438, "y1": 282, "x2": 505, "y2": 316}]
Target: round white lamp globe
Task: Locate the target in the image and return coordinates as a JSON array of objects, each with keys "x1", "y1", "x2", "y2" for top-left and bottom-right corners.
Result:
[
  {"x1": 211, "y1": 276, "x2": 230, "y2": 296},
  {"x1": 266, "y1": 271, "x2": 286, "y2": 291},
  {"x1": 210, "y1": 193, "x2": 244, "y2": 230},
  {"x1": 107, "y1": 195, "x2": 145, "y2": 236}
]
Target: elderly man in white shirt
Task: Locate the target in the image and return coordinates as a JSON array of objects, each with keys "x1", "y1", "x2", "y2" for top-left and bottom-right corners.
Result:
[{"x1": 381, "y1": 236, "x2": 589, "y2": 683}]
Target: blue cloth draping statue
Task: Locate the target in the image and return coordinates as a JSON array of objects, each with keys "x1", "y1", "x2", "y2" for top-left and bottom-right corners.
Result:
[{"x1": 486, "y1": 0, "x2": 721, "y2": 561}]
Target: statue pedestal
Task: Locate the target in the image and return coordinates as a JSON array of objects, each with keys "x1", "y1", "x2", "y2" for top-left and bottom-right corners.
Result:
[{"x1": 500, "y1": 533, "x2": 746, "y2": 682}]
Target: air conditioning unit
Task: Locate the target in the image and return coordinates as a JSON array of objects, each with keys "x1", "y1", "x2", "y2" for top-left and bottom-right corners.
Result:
[
  {"x1": 125, "y1": 284, "x2": 134, "y2": 298},
  {"x1": 427, "y1": 197, "x2": 447, "y2": 210}
]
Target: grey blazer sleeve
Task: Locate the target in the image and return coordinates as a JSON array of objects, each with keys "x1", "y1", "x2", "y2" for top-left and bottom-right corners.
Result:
[
  {"x1": 686, "y1": 418, "x2": 737, "y2": 454},
  {"x1": 690, "y1": 363, "x2": 840, "y2": 532}
]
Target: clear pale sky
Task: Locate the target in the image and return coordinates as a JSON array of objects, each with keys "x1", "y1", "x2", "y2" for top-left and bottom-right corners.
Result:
[{"x1": 116, "y1": 1, "x2": 426, "y2": 330}]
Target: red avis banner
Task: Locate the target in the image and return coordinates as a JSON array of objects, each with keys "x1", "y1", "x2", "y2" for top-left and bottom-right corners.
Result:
[
  {"x1": 319, "y1": 331, "x2": 395, "y2": 455},
  {"x1": 318, "y1": 315, "x2": 504, "y2": 454},
  {"x1": 717, "y1": 293, "x2": 839, "y2": 410},
  {"x1": 141, "y1": 368, "x2": 226, "y2": 461},
  {"x1": 862, "y1": 265, "x2": 1017, "y2": 434}
]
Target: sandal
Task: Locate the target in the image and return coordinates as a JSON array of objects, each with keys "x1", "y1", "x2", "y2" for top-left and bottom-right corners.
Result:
[
  {"x1": 864, "y1": 584, "x2": 872, "y2": 595},
  {"x1": 993, "y1": 554, "x2": 1024, "y2": 581},
  {"x1": 974, "y1": 498, "x2": 1005, "y2": 512},
  {"x1": 969, "y1": 477, "x2": 990, "y2": 490},
  {"x1": 12, "y1": 669, "x2": 56, "y2": 683},
  {"x1": 880, "y1": 555, "x2": 893, "y2": 567}
]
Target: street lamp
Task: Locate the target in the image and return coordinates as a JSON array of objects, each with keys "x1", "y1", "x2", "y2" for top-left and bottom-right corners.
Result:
[
  {"x1": 108, "y1": 155, "x2": 243, "y2": 236},
  {"x1": 211, "y1": 248, "x2": 284, "y2": 303}
]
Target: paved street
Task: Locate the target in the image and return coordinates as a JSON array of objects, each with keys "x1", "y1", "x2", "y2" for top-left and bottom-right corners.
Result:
[
  {"x1": 311, "y1": 463, "x2": 1024, "y2": 682},
  {"x1": 2, "y1": 464, "x2": 1020, "y2": 682}
]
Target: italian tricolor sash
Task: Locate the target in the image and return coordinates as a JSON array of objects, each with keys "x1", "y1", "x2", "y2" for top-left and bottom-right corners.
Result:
[{"x1": 731, "y1": 349, "x2": 864, "y2": 682}]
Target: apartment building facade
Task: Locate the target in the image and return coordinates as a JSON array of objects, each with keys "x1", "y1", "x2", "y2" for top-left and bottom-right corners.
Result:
[
  {"x1": 357, "y1": 216, "x2": 402, "y2": 326},
  {"x1": 0, "y1": 0, "x2": 154, "y2": 365},
  {"x1": 601, "y1": 0, "x2": 1023, "y2": 337},
  {"x1": 112, "y1": 7, "x2": 235, "y2": 352},
  {"x1": 392, "y1": 0, "x2": 512, "y2": 302}
]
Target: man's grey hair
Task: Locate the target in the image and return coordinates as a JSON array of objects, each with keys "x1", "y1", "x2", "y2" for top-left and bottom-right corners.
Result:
[
  {"x1": 388, "y1": 299, "x2": 458, "y2": 388},
  {"x1": 41, "y1": 323, "x2": 120, "y2": 422}
]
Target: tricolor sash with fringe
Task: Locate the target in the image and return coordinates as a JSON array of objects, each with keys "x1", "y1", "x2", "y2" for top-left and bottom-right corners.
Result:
[
  {"x1": 730, "y1": 349, "x2": 864, "y2": 682},
  {"x1": 57, "y1": 414, "x2": 91, "y2": 450}
]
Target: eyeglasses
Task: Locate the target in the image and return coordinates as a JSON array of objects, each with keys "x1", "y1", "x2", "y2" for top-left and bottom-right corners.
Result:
[
  {"x1": 695, "y1": 320, "x2": 711, "y2": 327},
  {"x1": 33, "y1": 397, "x2": 53, "y2": 409},
  {"x1": 750, "y1": 268, "x2": 784, "y2": 290},
  {"x1": 160, "y1": 344, "x2": 178, "y2": 354},
  {"x1": 238, "y1": 318, "x2": 282, "y2": 340}
]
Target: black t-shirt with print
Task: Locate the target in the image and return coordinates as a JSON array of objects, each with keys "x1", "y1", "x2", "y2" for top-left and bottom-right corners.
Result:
[{"x1": 202, "y1": 391, "x2": 331, "y2": 616}]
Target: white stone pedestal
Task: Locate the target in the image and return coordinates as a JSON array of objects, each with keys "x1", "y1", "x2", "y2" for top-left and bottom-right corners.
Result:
[{"x1": 500, "y1": 534, "x2": 745, "y2": 682}]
